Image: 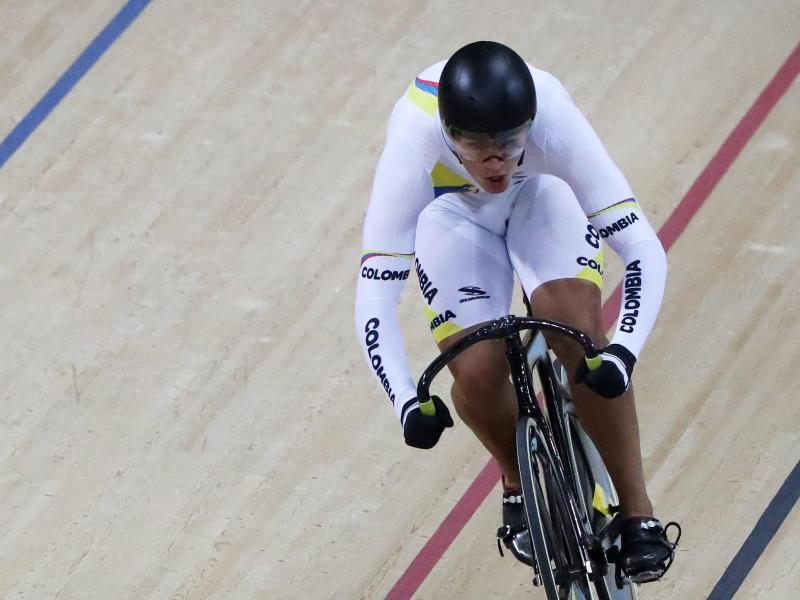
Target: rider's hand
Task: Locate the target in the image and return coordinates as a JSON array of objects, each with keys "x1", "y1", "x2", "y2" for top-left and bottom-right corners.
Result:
[
  {"x1": 403, "y1": 395, "x2": 454, "y2": 449},
  {"x1": 575, "y1": 343, "x2": 636, "y2": 399}
]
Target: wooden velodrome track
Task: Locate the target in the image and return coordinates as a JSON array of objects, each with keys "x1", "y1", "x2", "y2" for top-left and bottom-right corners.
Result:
[{"x1": 0, "y1": 1, "x2": 798, "y2": 598}]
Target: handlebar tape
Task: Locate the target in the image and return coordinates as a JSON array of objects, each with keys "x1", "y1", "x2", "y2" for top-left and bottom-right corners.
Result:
[
  {"x1": 418, "y1": 399, "x2": 436, "y2": 416},
  {"x1": 585, "y1": 354, "x2": 602, "y2": 371}
]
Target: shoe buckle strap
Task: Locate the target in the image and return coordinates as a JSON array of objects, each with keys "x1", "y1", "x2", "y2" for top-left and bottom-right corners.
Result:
[
  {"x1": 496, "y1": 523, "x2": 530, "y2": 561},
  {"x1": 496, "y1": 522, "x2": 528, "y2": 541}
]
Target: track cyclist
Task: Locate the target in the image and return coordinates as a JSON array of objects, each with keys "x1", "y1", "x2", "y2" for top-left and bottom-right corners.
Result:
[{"x1": 355, "y1": 41, "x2": 677, "y2": 583}]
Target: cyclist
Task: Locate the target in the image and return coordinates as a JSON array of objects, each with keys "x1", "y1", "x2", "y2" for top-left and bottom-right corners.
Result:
[{"x1": 355, "y1": 40, "x2": 676, "y2": 582}]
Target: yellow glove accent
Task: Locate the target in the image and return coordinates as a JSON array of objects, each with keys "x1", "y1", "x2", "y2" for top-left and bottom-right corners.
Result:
[
  {"x1": 585, "y1": 355, "x2": 602, "y2": 371},
  {"x1": 419, "y1": 399, "x2": 436, "y2": 416}
]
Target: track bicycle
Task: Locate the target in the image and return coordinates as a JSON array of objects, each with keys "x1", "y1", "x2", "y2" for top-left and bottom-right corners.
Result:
[{"x1": 416, "y1": 315, "x2": 643, "y2": 599}]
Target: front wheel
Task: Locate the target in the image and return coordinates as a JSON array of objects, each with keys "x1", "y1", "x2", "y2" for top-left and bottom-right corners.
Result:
[{"x1": 517, "y1": 416, "x2": 560, "y2": 598}]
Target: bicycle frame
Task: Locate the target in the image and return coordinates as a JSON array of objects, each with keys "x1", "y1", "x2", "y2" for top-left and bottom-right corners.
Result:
[{"x1": 417, "y1": 315, "x2": 604, "y2": 583}]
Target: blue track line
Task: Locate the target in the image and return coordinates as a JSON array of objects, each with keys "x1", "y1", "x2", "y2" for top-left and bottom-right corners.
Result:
[
  {"x1": 707, "y1": 459, "x2": 800, "y2": 599},
  {"x1": 0, "y1": 0, "x2": 152, "y2": 171}
]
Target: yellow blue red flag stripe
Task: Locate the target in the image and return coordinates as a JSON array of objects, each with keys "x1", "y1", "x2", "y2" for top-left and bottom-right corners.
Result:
[
  {"x1": 415, "y1": 78, "x2": 439, "y2": 95},
  {"x1": 361, "y1": 251, "x2": 414, "y2": 266}
]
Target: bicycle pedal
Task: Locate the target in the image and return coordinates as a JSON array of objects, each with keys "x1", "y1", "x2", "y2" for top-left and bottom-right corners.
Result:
[
  {"x1": 628, "y1": 569, "x2": 664, "y2": 584},
  {"x1": 614, "y1": 561, "x2": 668, "y2": 587}
]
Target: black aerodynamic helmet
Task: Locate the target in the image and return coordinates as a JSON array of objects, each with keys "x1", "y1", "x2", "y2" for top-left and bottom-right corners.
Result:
[{"x1": 438, "y1": 41, "x2": 537, "y2": 137}]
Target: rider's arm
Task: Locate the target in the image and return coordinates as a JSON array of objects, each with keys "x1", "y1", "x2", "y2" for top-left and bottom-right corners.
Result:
[
  {"x1": 586, "y1": 205, "x2": 667, "y2": 358},
  {"x1": 538, "y1": 72, "x2": 667, "y2": 358},
  {"x1": 355, "y1": 99, "x2": 436, "y2": 424}
]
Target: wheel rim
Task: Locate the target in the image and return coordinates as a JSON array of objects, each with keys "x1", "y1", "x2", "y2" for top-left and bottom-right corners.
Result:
[{"x1": 517, "y1": 416, "x2": 559, "y2": 597}]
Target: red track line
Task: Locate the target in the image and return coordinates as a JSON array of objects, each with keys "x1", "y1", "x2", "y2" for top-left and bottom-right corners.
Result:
[
  {"x1": 385, "y1": 39, "x2": 800, "y2": 600},
  {"x1": 658, "y1": 39, "x2": 800, "y2": 252},
  {"x1": 385, "y1": 460, "x2": 501, "y2": 600}
]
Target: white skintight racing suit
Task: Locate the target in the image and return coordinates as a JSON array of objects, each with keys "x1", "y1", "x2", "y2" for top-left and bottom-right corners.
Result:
[{"x1": 355, "y1": 60, "x2": 667, "y2": 426}]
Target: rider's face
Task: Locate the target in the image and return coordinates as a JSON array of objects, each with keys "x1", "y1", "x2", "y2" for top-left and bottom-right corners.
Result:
[{"x1": 460, "y1": 153, "x2": 518, "y2": 194}]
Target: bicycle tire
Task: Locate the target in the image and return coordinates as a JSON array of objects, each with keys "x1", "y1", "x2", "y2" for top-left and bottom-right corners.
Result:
[
  {"x1": 524, "y1": 358, "x2": 596, "y2": 599},
  {"x1": 548, "y1": 358, "x2": 635, "y2": 600},
  {"x1": 542, "y1": 466, "x2": 595, "y2": 600},
  {"x1": 517, "y1": 416, "x2": 560, "y2": 599},
  {"x1": 539, "y1": 415, "x2": 595, "y2": 596}
]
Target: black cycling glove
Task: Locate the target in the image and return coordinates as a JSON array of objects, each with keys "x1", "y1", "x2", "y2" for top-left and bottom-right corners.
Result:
[
  {"x1": 403, "y1": 395, "x2": 454, "y2": 449},
  {"x1": 575, "y1": 343, "x2": 636, "y2": 399}
]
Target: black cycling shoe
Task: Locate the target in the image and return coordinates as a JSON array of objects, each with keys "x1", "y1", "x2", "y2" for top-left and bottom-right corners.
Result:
[
  {"x1": 616, "y1": 516, "x2": 681, "y2": 584},
  {"x1": 496, "y1": 489, "x2": 534, "y2": 566}
]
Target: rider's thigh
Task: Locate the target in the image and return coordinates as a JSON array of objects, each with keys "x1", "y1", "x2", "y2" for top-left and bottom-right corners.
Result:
[
  {"x1": 414, "y1": 194, "x2": 514, "y2": 345},
  {"x1": 414, "y1": 196, "x2": 513, "y2": 391},
  {"x1": 506, "y1": 175, "x2": 604, "y2": 299},
  {"x1": 506, "y1": 176, "x2": 607, "y2": 358}
]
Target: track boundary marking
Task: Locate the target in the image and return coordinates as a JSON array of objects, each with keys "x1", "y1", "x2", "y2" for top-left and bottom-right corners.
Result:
[
  {"x1": 707, "y1": 459, "x2": 800, "y2": 599},
  {"x1": 0, "y1": 0, "x2": 152, "y2": 171}
]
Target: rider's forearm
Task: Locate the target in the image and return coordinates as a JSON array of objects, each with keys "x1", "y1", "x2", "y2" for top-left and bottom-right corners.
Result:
[
  {"x1": 588, "y1": 202, "x2": 667, "y2": 358},
  {"x1": 354, "y1": 254, "x2": 418, "y2": 423},
  {"x1": 607, "y1": 239, "x2": 667, "y2": 357}
]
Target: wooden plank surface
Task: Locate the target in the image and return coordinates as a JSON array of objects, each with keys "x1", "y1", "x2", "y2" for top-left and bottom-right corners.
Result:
[{"x1": 0, "y1": 1, "x2": 797, "y2": 598}]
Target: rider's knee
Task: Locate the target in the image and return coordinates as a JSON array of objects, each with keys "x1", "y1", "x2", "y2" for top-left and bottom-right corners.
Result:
[
  {"x1": 530, "y1": 279, "x2": 607, "y2": 366},
  {"x1": 448, "y1": 344, "x2": 509, "y2": 408},
  {"x1": 541, "y1": 309, "x2": 607, "y2": 371},
  {"x1": 547, "y1": 320, "x2": 607, "y2": 363},
  {"x1": 451, "y1": 366, "x2": 507, "y2": 405}
]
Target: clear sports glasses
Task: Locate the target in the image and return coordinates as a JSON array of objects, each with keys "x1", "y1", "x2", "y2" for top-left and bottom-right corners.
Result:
[{"x1": 441, "y1": 119, "x2": 532, "y2": 161}]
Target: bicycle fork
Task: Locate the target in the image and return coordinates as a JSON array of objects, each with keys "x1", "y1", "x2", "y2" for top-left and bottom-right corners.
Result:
[{"x1": 505, "y1": 332, "x2": 598, "y2": 586}]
